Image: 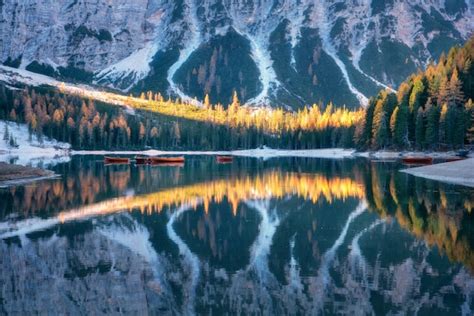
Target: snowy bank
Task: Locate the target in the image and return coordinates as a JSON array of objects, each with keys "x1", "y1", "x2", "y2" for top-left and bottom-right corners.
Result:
[
  {"x1": 231, "y1": 148, "x2": 355, "y2": 159},
  {"x1": 72, "y1": 148, "x2": 355, "y2": 160},
  {"x1": 401, "y1": 159, "x2": 474, "y2": 188},
  {"x1": 354, "y1": 150, "x2": 469, "y2": 159},
  {"x1": 0, "y1": 120, "x2": 70, "y2": 166}
]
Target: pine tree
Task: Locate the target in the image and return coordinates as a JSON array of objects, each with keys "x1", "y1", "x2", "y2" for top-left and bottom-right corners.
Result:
[
  {"x1": 437, "y1": 76, "x2": 449, "y2": 106},
  {"x1": 139, "y1": 122, "x2": 146, "y2": 146},
  {"x1": 150, "y1": 126, "x2": 159, "y2": 147},
  {"x1": 466, "y1": 99, "x2": 474, "y2": 144},
  {"x1": 409, "y1": 77, "x2": 426, "y2": 113},
  {"x1": 390, "y1": 107, "x2": 398, "y2": 139},
  {"x1": 204, "y1": 94, "x2": 211, "y2": 110},
  {"x1": 172, "y1": 122, "x2": 181, "y2": 147},
  {"x1": 453, "y1": 107, "x2": 466, "y2": 148},
  {"x1": 231, "y1": 90, "x2": 240, "y2": 108},
  {"x1": 415, "y1": 107, "x2": 425, "y2": 149},
  {"x1": 9, "y1": 135, "x2": 17, "y2": 148},
  {"x1": 3, "y1": 124, "x2": 9, "y2": 143},
  {"x1": 448, "y1": 68, "x2": 464, "y2": 107},
  {"x1": 391, "y1": 103, "x2": 409, "y2": 149},
  {"x1": 439, "y1": 103, "x2": 448, "y2": 146},
  {"x1": 424, "y1": 101, "x2": 440, "y2": 149},
  {"x1": 445, "y1": 105, "x2": 457, "y2": 147},
  {"x1": 372, "y1": 99, "x2": 388, "y2": 149}
]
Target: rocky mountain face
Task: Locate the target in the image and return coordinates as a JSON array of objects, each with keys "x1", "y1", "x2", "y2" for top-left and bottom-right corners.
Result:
[{"x1": 0, "y1": 0, "x2": 472, "y2": 108}]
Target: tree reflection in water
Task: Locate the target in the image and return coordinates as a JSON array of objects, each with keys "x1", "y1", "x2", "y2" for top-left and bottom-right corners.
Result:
[{"x1": 0, "y1": 157, "x2": 473, "y2": 314}]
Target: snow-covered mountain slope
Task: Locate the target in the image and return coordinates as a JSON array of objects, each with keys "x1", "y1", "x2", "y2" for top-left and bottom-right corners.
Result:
[
  {"x1": 0, "y1": 120, "x2": 70, "y2": 166},
  {"x1": 1, "y1": 0, "x2": 472, "y2": 108}
]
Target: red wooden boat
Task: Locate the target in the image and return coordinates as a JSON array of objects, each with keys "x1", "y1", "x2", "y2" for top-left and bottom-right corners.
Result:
[
  {"x1": 135, "y1": 156, "x2": 149, "y2": 164},
  {"x1": 216, "y1": 155, "x2": 233, "y2": 163},
  {"x1": 402, "y1": 157, "x2": 433, "y2": 165},
  {"x1": 104, "y1": 156, "x2": 130, "y2": 164},
  {"x1": 149, "y1": 156, "x2": 185, "y2": 164}
]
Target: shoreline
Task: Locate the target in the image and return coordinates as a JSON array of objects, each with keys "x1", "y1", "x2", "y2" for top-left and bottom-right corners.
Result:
[
  {"x1": 1, "y1": 148, "x2": 473, "y2": 188},
  {"x1": 71, "y1": 148, "x2": 356, "y2": 159},
  {"x1": 353, "y1": 150, "x2": 470, "y2": 159},
  {"x1": 401, "y1": 158, "x2": 474, "y2": 188},
  {"x1": 0, "y1": 162, "x2": 57, "y2": 187},
  {"x1": 1, "y1": 146, "x2": 471, "y2": 165}
]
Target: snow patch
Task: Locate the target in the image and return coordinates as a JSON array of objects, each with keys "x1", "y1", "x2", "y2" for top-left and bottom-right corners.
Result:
[
  {"x1": 166, "y1": 0, "x2": 203, "y2": 106},
  {"x1": 345, "y1": 0, "x2": 396, "y2": 92},
  {"x1": 0, "y1": 65, "x2": 59, "y2": 87},
  {"x1": 95, "y1": 44, "x2": 159, "y2": 92},
  {"x1": 402, "y1": 158, "x2": 474, "y2": 188},
  {"x1": 224, "y1": 1, "x2": 283, "y2": 106},
  {"x1": 309, "y1": 2, "x2": 369, "y2": 106},
  {"x1": 0, "y1": 120, "x2": 70, "y2": 166}
]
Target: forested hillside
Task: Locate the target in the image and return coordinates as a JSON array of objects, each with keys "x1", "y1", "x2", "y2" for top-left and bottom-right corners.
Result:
[
  {"x1": 355, "y1": 36, "x2": 474, "y2": 150},
  {"x1": 1, "y1": 1, "x2": 471, "y2": 107},
  {"x1": 1, "y1": 36, "x2": 473, "y2": 152},
  {"x1": 0, "y1": 86, "x2": 359, "y2": 150}
]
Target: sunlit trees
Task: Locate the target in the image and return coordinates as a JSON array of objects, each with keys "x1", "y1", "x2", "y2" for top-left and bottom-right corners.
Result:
[
  {"x1": 1, "y1": 38, "x2": 472, "y2": 152},
  {"x1": 372, "y1": 98, "x2": 388, "y2": 149},
  {"x1": 203, "y1": 94, "x2": 211, "y2": 110},
  {"x1": 357, "y1": 35, "x2": 474, "y2": 150}
]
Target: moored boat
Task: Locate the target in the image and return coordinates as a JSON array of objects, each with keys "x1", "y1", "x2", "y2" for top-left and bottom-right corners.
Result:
[
  {"x1": 216, "y1": 155, "x2": 233, "y2": 163},
  {"x1": 104, "y1": 156, "x2": 130, "y2": 164},
  {"x1": 149, "y1": 156, "x2": 185, "y2": 164},
  {"x1": 402, "y1": 156, "x2": 433, "y2": 165}
]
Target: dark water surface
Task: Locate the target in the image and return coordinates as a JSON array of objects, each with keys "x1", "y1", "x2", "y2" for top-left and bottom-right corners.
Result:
[{"x1": 1, "y1": 156, "x2": 474, "y2": 315}]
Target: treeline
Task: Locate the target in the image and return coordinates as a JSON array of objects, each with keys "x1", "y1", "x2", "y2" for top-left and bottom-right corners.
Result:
[
  {"x1": 3, "y1": 36, "x2": 473, "y2": 152},
  {"x1": 0, "y1": 86, "x2": 357, "y2": 150},
  {"x1": 355, "y1": 36, "x2": 474, "y2": 150},
  {"x1": 127, "y1": 90, "x2": 363, "y2": 134}
]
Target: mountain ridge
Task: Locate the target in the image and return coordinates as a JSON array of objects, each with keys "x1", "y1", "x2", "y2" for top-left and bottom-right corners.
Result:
[{"x1": 1, "y1": 0, "x2": 472, "y2": 108}]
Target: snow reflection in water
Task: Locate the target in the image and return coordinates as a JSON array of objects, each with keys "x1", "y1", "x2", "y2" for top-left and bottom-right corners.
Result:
[{"x1": 1, "y1": 157, "x2": 474, "y2": 314}]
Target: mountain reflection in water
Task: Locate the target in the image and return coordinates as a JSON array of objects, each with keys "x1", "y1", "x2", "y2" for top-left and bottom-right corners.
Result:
[{"x1": 0, "y1": 157, "x2": 474, "y2": 314}]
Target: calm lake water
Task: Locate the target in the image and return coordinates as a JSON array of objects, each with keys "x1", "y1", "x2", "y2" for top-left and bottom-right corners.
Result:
[{"x1": 1, "y1": 156, "x2": 474, "y2": 315}]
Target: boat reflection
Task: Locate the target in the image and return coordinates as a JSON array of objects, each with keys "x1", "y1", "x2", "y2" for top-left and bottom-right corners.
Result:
[{"x1": 1, "y1": 158, "x2": 474, "y2": 314}]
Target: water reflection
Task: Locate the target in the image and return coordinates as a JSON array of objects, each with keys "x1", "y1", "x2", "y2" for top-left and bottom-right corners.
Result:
[{"x1": 0, "y1": 157, "x2": 473, "y2": 314}]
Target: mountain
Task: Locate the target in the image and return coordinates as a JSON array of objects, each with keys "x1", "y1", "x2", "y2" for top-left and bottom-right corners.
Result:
[{"x1": 1, "y1": 0, "x2": 472, "y2": 108}]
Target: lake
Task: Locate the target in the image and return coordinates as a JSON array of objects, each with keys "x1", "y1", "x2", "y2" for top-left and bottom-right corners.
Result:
[{"x1": 1, "y1": 156, "x2": 474, "y2": 315}]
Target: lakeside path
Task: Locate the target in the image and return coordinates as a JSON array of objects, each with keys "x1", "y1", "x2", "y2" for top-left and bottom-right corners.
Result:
[{"x1": 401, "y1": 158, "x2": 474, "y2": 188}]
